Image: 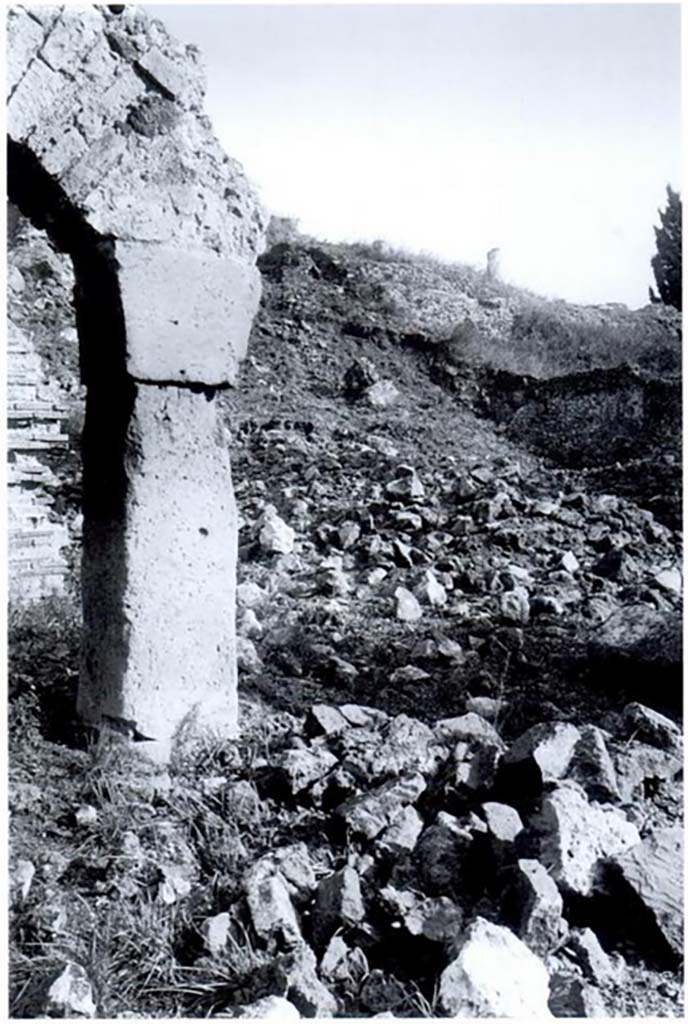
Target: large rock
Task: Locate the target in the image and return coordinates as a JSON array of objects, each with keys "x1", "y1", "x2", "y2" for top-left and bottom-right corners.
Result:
[
  {"x1": 607, "y1": 826, "x2": 683, "y2": 963},
  {"x1": 270, "y1": 944, "x2": 338, "y2": 1017},
  {"x1": 502, "y1": 722, "x2": 581, "y2": 795},
  {"x1": 438, "y1": 917, "x2": 552, "y2": 1017},
  {"x1": 335, "y1": 774, "x2": 426, "y2": 839},
  {"x1": 312, "y1": 866, "x2": 365, "y2": 950},
  {"x1": 620, "y1": 703, "x2": 681, "y2": 753},
  {"x1": 531, "y1": 783, "x2": 640, "y2": 896},
  {"x1": 243, "y1": 865, "x2": 302, "y2": 946},
  {"x1": 500, "y1": 858, "x2": 566, "y2": 956}
]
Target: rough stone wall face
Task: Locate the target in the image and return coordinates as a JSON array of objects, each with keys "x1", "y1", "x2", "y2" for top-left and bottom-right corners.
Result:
[
  {"x1": 7, "y1": 320, "x2": 71, "y2": 602},
  {"x1": 8, "y1": 4, "x2": 267, "y2": 759}
]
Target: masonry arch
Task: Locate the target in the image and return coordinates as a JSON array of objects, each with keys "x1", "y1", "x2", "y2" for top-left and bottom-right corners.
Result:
[{"x1": 7, "y1": 5, "x2": 265, "y2": 760}]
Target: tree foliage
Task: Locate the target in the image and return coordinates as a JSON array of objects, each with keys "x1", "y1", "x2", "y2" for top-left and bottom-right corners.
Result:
[{"x1": 649, "y1": 185, "x2": 682, "y2": 311}]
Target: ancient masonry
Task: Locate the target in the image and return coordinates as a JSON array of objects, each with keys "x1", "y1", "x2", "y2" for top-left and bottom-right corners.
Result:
[
  {"x1": 7, "y1": 5, "x2": 267, "y2": 759},
  {"x1": 7, "y1": 320, "x2": 70, "y2": 602}
]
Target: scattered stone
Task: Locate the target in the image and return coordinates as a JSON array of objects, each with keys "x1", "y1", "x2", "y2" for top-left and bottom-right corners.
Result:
[
  {"x1": 312, "y1": 866, "x2": 365, "y2": 950},
  {"x1": 238, "y1": 608, "x2": 263, "y2": 638},
  {"x1": 566, "y1": 725, "x2": 621, "y2": 803},
  {"x1": 394, "y1": 586, "x2": 422, "y2": 622},
  {"x1": 386, "y1": 465, "x2": 425, "y2": 502},
  {"x1": 359, "y1": 970, "x2": 409, "y2": 1014},
  {"x1": 243, "y1": 868, "x2": 302, "y2": 946},
  {"x1": 335, "y1": 773, "x2": 426, "y2": 839},
  {"x1": 611, "y1": 740, "x2": 682, "y2": 803},
  {"x1": 414, "y1": 811, "x2": 473, "y2": 895},
  {"x1": 549, "y1": 972, "x2": 607, "y2": 1017},
  {"x1": 46, "y1": 963, "x2": 96, "y2": 1018},
  {"x1": 74, "y1": 804, "x2": 98, "y2": 827},
  {"x1": 157, "y1": 865, "x2": 192, "y2": 904},
  {"x1": 502, "y1": 722, "x2": 581, "y2": 792},
  {"x1": 531, "y1": 783, "x2": 640, "y2": 896},
  {"x1": 560, "y1": 551, "x2": 580, "y2": 574},
  {"x1": 304, "y1": 704, "x2": 348, "y2": 738},
  {"x1": 337, "y1": 520, "x2": 361, "y2": 549},
  {"x1": 375, "y1": 805, "x2": 424, "y2": 860},
  {"x1": 259, "y1": 506, "x2": 295, "y2": 555},
  {"x1": 608, "y1": 826, "x2": 683, "y2": 962},
  {"x1": 500, "y1": 586, "x2": 530, "y2": 624},
  {"x1": 563, "y1": 927, "x2": 616, "y2": 985},
  {"x1": 230, "y1": 996, "x2": 300, "y2": 1020},
  {"x1": 202, "y1": 912, "x2": 233, "y2": 955},
  {"x1": 389, "y1": 665, "x2": 431, "y2": 684},
  {"x1": 236, "y1": 581, "x2": 267, "y2": 609},
  {"x1": 589, "y1": 605, "x2": 680, "y2": 673},
  {"x1": 271, "y1": 943, "x2": 338, "y2": 1017},
  {"x1": 365, "y1": 380, "x2": 399, "y2": 407},
  {"x1": 434, "y1": 712, "x2": 503, "y2": 748},
  {"x1": 404, "y1": 895, "x2": 464, "y2": 943},
  {"x1": 421, "y1": 569, "x2": 447, "y2": 607},
  {"x1": 500, "y1": 858, "x2": 565, "y2": 956},
  {"x1": 438, "y1": 917, "x2": 551, "y2": 1017},
  {"x1": 621, "y1": 703, "x2": 681, "y2": 753},
  {"x1": 465, "y1": 696, "x2": 501, "y2": 721},
  {"x1": 480, "y1": 801, "x2": 523, "y2": 857},
  {"x1": 273, "y1": 746, "x2": 338, "y2": 795},
  {"x1": 653, "y1": 567, "x2": 682, "y2": 596},
  {"x1": 236, "y1": 636, "x2": 263, "y2": 674}
]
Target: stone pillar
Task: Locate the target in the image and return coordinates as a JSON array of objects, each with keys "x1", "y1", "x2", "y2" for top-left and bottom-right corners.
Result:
[
  {"x1": 7, "y1": 5, "x2": 267, "y2": 761},
  {"x1": 486, "y1": 247, "x2": 501, "y2": 282}
]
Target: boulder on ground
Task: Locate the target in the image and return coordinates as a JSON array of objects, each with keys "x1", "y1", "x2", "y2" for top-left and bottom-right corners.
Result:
[
  {"x1": 335, "y1": 773, "x2": 426, "y2": 839},
  {"x1": 312, "y1": 866, "x2": 365, "y2": 951},
  {"x1": 500, "y1": 858, "x2": 566, "y2": 957},
  {"x1": 46, "y1": 963, "x2": 96, "y2": 1018},
  {"x1": 531, "y1": 783, "x2": 640, "y2": 896},
  {"x1": 607, "y1": 826, "x2": 683, "y2": 964},
  {"x1": 438, "y1": 917, "x2": 552, "y2": 1017}
]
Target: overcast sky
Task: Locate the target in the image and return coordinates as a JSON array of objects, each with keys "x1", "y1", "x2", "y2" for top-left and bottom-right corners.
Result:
[{"x1": 149, "y1": 3, "x2": 681, "y2": 308}]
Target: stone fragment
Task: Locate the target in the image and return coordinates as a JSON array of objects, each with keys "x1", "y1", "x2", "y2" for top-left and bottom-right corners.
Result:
[
  {"x1": 414, "y1": 811, "x2": 473, "y2": 895},
  {"x1": 563, "y1": 927, "x2": 615, "y2": 985},
  {"x1": 375, "y1": 805, "x2": 424, "y2": 860},
  {"x1": 259, "y1": 506, "x2": 295, "y2": 555},
  {"x1": 404, "y1": 895, "x2": 464, "y2": 943},
  {"x1": 560, "y1": 551, "x2": 580, "y2": 574},
  {"x1": 359, "y1": 970, "x2": 409, "y2": 1014},
  {"x1": 611, "y1": 741, "x2": 681, "y2": 803},
  {"x1": 609, "y1": 826, "x2": 683, "y2": 961},
  {"x1": 589, "y1": 606, "x2": 681, "y2": 673},
  {"x1": 653, "y1": 567, "x2": 682, "y2": 596},
  {"x1": 230, "y1": 996, "x2": 300, "y2": 1020},
  {"x1": 202, "y1": 912, "x2": 233, "y2": 956},
  {"x1": 531, "y1": 784, "x2": 640, "y2": 896},
  {"x1": 157, "y1": 865, "x2": 192, "y2": 904},
  {"x1": 566, "y1": 725, "x2": 621, "y2": 803},
  {"x1": 271, "y1": 943, "x2": 338, "y2": 1017},
  {"x1": 236, "y1": 581, "x2": 267, "y2": 609},
  {"x1": 312, "y1": 866, "x2": 365, "y2": 950},
  {"x1": 385, "y1": 465, "x2": 425, "y2": 500},
  {"x1": 46, "y1": 963, "x2": 96, "y2": 1018},
  {"x1": 421, "y1": 569, "x2": 447, "y2": 607},
  {"x1": 236, "y1": 637, "x2": 263, "y2": 674},
  {"x1": 336, "y1": 773, "x2": 426, "y2": 839},
  {"x1": 389, "y1": 665, "x2": 431, "y2": 684},
  {"x1": 10, "y1": 859, "x2": 35, "y2": 903},
  {"x1": 502, "y1": 722, "x2": 581, "y2": 793},
  {"x1": 620, "y1": 703, "x2": 681, "y2": 753},
  {"x1": 243, "y1": 869, "x2": 302, "y2": 946},
  {"x1": 365, "y1": 380, "x2": 399, "y2": 407},
  {"x1": 339, "y1": 704, "x2": 389, "y2": 728},
  {"x1": 500, "y1": 858, "x2": 565, "y2": 956},
  {"x1": 549, "y1": 973, "x2": 607, "y2": 1017},
  {"x1": 273, "y1": 746, "x2": 338, "y2": 796},
  {"x1": 480, "y1": 801, "x2": 523, "y2": 856},
  {"x1": 500, "y1": 586, "x2": 531, "y2": 624},
  {"x1": 465, "y1": 695, "x2": 501, "y2": 721},
  {"x1": 434, "y1": 712, "x2": 503, "y2": 748},
  {"x1": 438, "y1": 917, "x2": 551, "y2": 1017},
  {"x1": 394, "y1": 586, "x2": 422, "y2": 622},
  {"x1": 458, "y1": 742, "x2": 503, "y2": 793},
  {"x1": 238, "y1": 608, "x2": 263, "y2": 639},
  {"x1": 304, "y1": 704, "x2": 348, "y2": 738}
]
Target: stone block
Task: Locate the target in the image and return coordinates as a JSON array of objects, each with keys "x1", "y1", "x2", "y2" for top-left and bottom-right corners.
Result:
[{"x1": 115, "y1": 242, "x2": 261, "y2": 385}]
